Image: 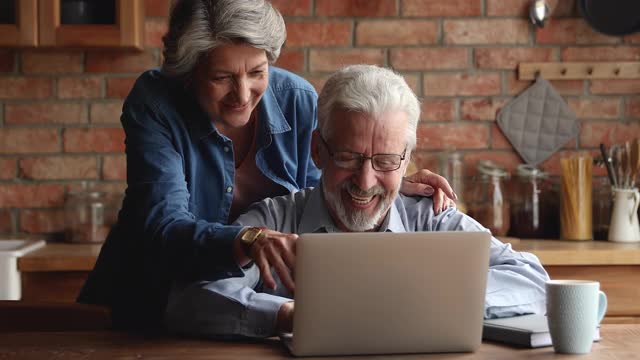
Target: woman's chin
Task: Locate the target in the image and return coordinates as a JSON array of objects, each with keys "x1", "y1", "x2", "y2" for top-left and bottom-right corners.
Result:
[{"x1": 217, "y1": 110, "x2": 254, "y2": 128}]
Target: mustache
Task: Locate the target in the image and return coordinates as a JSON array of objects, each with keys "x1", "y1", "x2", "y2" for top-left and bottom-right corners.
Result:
[{"x1": 342, "y1": 181, "x2": 385, "y2": 197}]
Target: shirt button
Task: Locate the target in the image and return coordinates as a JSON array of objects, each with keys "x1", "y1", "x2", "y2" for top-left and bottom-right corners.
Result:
[
  {"x1": 223, "y1": 146, "x2": 230, "y2": 153},
  {"x1": 226, "y1": 186, "x2": 233, "y2": 193}
]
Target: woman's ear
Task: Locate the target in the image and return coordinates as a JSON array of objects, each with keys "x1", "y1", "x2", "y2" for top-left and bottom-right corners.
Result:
[{"x1": 311, "y1": 130, "x2": 325, "y2": 169}]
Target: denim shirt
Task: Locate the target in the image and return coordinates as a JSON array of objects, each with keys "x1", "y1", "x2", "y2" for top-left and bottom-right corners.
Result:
[{"x1": 78, "y1": 67, "x2": 321, "y2": 329}]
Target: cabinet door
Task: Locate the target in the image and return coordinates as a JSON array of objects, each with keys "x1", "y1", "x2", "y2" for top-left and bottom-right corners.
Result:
[
  {"x1": 38, "y1": 0, "x2": 144, "y2": 50},
  {"x1": 0, "y1": 0, "x2": 38, "y2": 47}
]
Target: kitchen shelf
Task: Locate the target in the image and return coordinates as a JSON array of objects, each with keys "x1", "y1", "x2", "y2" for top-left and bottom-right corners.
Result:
[
  {"x1": 39, "y1": 0, "x2": 144, "y2": 50},
  {"x1": 0, "y1": 0, "x2": 144, "y2": 50},
  {"x1": 0, "y1": 0, "x2": 38, "y2": 47}
]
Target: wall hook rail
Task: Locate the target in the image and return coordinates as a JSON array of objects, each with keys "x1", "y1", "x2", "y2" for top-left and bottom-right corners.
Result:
[{"x1": 519, "y1": 62, "x2": 640, "y2": 80}]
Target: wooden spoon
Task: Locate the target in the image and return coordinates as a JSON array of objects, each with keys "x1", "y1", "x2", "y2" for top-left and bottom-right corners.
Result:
[{"x1": 620, "y1": 145, "x2": 628, "y2": 188}]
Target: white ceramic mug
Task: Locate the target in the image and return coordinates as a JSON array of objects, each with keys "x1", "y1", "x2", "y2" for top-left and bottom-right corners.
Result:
[
  {"x1": 546, "y1": 280, "x2": 607, "y2": 354},
  {"x1": 608, "y1": 187, "x2": 640, "y2": 242}
]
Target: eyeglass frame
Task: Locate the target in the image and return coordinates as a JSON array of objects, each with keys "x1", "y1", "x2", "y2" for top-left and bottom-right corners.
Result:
[{"x1": 318, "y1": 134, "x2": 407, "y2": 172}]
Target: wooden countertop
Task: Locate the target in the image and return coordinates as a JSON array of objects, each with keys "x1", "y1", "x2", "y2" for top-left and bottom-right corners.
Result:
[
  {"x1": 513, "y1": 239, "x2": 640, "y2": 266},
  {"x1": 0, "y1": 324, "x2": 637, "y2": 359},
  {"x1": 18, "y1": 243, "x2": 102, "y2": 272},
  {"x1": 17, "y1": 238, "x2": 640, "y2": 272}
]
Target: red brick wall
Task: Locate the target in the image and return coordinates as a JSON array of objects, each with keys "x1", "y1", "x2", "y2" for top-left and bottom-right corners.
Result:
[{"x1": 1, "y1": 0, "x2": 639, "y2": 238}]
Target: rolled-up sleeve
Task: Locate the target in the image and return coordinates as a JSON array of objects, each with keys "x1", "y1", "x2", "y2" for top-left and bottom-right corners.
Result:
[
  {"x1": 430, "y1": 206, "x2": 549, "y2": 318},
  {"x1": 484, "y1": 239, "x2": 548, "y2": 318},
  {"x1": 165, "y1": 265, "x2": 292, "y2": 338},
  {"x1": 165, "y1": 190, "x2": 299, "y2": 338}
]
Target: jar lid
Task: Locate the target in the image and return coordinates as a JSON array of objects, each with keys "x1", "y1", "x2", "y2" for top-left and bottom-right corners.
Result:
[
  {"x1": 67, "y1": 190, "x2": 105, "y2": 197},
  {"x1": 477, "y1": 160, "x2": 509, "y2": 178},
  {"x1": 66, "y1": 190, "x2": 107, "y2": 204},
  {"x1": 516, "y1": 164, "x2": 547, "y2": 179}
]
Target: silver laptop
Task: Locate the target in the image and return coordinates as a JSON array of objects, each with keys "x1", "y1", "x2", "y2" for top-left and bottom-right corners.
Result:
[{"x1": 282, "y1": 231, "x2": 491, "y2": 357}]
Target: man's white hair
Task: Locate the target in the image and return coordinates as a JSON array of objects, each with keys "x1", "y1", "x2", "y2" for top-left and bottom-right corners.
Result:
[{"x1": 317, "y1": 64, "x2": 420, "y2": 151}]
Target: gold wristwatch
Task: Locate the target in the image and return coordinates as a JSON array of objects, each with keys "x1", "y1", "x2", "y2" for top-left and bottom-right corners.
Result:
[{"x1": 239, "y1": 227, "x2": 264, "y2": 256}]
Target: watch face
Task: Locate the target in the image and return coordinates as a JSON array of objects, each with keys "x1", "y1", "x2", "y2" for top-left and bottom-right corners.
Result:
[
  {"x1": 241, "y1": 228, "x2": 263, "y2": 256},
  {"x1": 243, "y1": 228, "x2": 255, "y2": 239},
  {"x1": 242, "y1": 228, "x2": 262, "y2": 243}
]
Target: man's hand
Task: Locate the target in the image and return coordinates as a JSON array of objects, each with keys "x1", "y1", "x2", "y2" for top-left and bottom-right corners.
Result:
[
  {"x1": 401, "y1": 169, "x2": 457, "y2": 214},
  {"x1": 248, "y1": 229, "x2": 298, "y2": 293},
  {"x1": 276, "y1": 301, "x2": 295, "y2": 333}
]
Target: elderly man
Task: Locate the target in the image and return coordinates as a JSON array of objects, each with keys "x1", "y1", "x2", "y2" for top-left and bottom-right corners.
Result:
[{"x1": 165, "y1": 65, "x2": 549, "y2": 339}]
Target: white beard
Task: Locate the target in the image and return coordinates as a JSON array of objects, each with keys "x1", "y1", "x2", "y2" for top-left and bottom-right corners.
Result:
[{"x1": 322, "y1": 180, "x2": 396, "y2": 232}]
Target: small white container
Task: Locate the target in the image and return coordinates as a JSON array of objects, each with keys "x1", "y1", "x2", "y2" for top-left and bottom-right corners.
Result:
[
  {"x1": 0, "y1": 239, "x2": 46, "y2": 300},
  {"x1": 608, "y1": 187, "x2": 640, "y2": 242}
]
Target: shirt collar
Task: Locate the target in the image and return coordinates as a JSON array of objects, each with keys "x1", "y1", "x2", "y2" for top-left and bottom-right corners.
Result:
[
  {"x1": 298, "y1": 183, "x2": 408, "y2": 234},
  {"x1": 298, "y1": 185, "x2": 339, "y2": 233},
  {"x1": 381, "y1": 200, "x2": 407, "y2": 233}
]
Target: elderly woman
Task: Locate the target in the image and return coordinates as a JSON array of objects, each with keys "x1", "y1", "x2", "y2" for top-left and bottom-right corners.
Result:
[{"x1": 78, "y1": 0, "x2": 455, "y2": 331}]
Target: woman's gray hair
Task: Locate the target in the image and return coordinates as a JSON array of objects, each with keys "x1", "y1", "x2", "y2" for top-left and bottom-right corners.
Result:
[
  {"x1": 317, "y1": 65, "x2": 421, "y2": 151},
  {"x1": 162, "y1": 0, "x2": 286, "y2": 82}
]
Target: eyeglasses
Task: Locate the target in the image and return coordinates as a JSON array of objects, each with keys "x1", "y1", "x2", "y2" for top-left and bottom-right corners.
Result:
[{"x1": 319, "y1": 135, "x2": 406, "y2": 172}]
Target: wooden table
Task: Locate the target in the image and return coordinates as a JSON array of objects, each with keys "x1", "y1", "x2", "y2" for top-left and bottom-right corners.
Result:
[{"x1": 0, "y1": 325, "x2": 638, "y2": 359}]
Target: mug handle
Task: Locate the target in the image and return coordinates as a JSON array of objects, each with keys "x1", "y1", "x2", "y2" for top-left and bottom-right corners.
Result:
[
  {"x1": 630, "y1": 190, "x2": 640, "y2": 222},
  {"x1": 597, "y1": 291, "x2": 608, "y2": 323}
]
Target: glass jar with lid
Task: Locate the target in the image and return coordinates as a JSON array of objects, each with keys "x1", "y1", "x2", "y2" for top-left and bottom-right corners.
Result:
[
  {"x1": 509, "y1": 164, "x2": 559, "y2": 238},
  {"x1": 64, "y1": 190, "x2": 114, "y2": 243},
  {"x1": 467, "y1": 160, "x2": 510, "y2": 236},
  {"x1": 439, "y1": 150, "x2": 467, "y2": 213}
]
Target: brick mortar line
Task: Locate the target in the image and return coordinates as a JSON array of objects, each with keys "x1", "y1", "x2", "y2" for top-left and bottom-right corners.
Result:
[{"x1": 0, "y1": 179, "x2": 104, "y2": 185}]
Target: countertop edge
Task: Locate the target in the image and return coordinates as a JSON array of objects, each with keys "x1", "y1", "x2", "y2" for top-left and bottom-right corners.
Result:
[{"x1": 16, "y1": 238, "x2": 640, "y2": 272}]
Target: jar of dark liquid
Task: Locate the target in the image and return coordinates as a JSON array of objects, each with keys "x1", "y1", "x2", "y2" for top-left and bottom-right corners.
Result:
[
  {"x1": 467, "y1": 161, "x2": 510, "y2": 236},
  {"x1": 592, "y1": 177, "x2": 612, "y2": 241},
  {"x1": 509, "y1": 165, "x2": 559, "y2": 238}
]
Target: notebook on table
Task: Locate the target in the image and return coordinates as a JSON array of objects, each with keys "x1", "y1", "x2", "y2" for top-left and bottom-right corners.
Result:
[
  {"x1": 281, "y1": 231, "x2": 491, "y2": 357},
  {"x1": 483, "y1": 314, "x2": 601, "y2": 348}
]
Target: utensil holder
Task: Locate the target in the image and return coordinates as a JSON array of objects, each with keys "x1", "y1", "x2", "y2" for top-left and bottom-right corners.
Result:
[
  {"x1": 608, "y1": 187, "x2": 640, "y2": 242},
  {"x1": 560, "y1": 156, "x2": 593, "y2": 240}
]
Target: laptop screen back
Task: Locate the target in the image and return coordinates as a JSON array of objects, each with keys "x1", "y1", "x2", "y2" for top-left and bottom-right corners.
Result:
[{"x1": 290, "y1": 231, "x2": 491, "y2": 356}]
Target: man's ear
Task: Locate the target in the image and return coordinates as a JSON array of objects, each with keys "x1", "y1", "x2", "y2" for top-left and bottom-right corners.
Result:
[{"x1": 311, "y1": 130, "x2": 326, "y2": 169}]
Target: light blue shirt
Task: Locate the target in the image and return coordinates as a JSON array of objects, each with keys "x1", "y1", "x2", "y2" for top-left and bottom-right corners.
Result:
[{"x1": 165, "y1": 186, "x2": 549, "y2": 338}]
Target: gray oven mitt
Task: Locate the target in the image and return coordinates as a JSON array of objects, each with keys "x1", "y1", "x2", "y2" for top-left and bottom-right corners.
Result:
[{"x1": 497, "y1": 77, "x2": 580, "y2": 166}]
